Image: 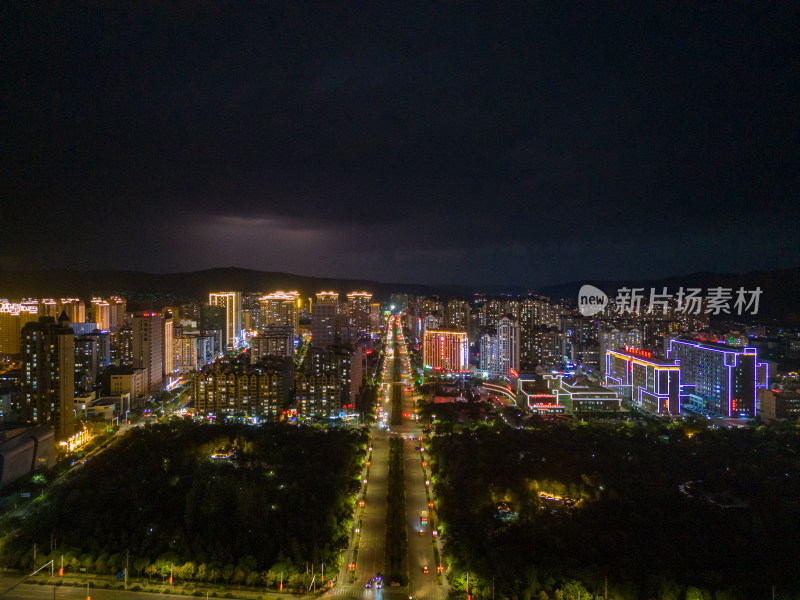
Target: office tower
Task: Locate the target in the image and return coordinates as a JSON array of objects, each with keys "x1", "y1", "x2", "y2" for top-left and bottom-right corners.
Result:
[
  {"x1": 667, "y1": 337, "x2": 768, "y2": 418},
  {"x1": 311, "y1": 292, "x2": 338, "y2": 349},
  {"x1": 0, "y1": 302, "x2": 39, "y2": 356},
  {"x1": 346, "y1": 292, "x2": 373, "y2": 337},
  {"x1": 259, "y1": 291, "x2": 300, "y2": 336},
  {"x1": 423, "y1": 330, "x2": 469, "y2": 373},
  {"x1": 605, "y1": 347, "x2": 681, "y2": 414},
  {"x1": 21, "y1": 314, "x2": 75, "y2": 440},
  {"x1": 208, "y1": 291, "x2": 242, "y2": 348},
  {"x1": 446, "y1": 299, "x2": 469, "y2": 331},
  {"x1": 251, "y1": 325, "x2": 294, "y2": 364},
  {"x1": 162, "y1": 315, "x2": 173, "y2": 378},
  {"x1": 131, "y1": 313, "x2": 164, "y2": 394}
]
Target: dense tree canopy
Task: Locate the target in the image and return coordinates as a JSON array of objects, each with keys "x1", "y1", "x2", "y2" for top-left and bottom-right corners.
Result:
[
  {"x1": 2, "y1": 422, "x2": 367, "y2": 582},
  {"x1": 431, "y1": 423, "x2": 800, "y2": 600}
]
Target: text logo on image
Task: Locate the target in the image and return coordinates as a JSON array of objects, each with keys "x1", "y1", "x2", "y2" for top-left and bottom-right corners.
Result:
[{"x1": 578, "y1": 285, "x2": 608, "y2": 316}]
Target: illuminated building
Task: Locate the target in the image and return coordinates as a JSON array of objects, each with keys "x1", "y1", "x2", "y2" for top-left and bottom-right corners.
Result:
[
  {"x1": 191, "y1": 357, "x2": 292, "y2": 419},
  {"x1": 423, "y1": 330, "x2": 469, "y2": 373},
  {"x1": 0, "y1": 302, "x2": 39, "y2": 356},
  {"x1": 21, "y1": 314, "x2": 75, "y2": 440},
  {"x1": 598, "y1": 327, "x2": 642, "y2": 374},
  {"x1": 346, "y1": 291, "x2": 373, "y2": 337},
  {"x1": 208, "y1": 291, "x2": 242, "y2": 348},
  {"x1": 110, "y1": 326, "x2": 133, "y2": 366},
  {"x1": 543, "y1": 374, "x2": 621, "y2": 413},
  {"x1": 667, "y1": 337, "x2": 768, "y2": 418},
  {"x1": 479, "y1": 298, "x2": 504, "y2": 327},
  {"x1": 445, "y1": 299, "x2": 469, "y2": 331},
  {"x1": 131, "y1": 313, "x2": 164, "y2": 393},
  {"x1": 294, "y1": 373, "x2": 339, "y2": 418},
  {"x1": 479, "y1": 317, "x2": 520, "y2": 378},
  {"x1": 259, "y1": 291, "x2": 300, "y2": 337},
  {"x1": 107, "y1": 367, "x2": 147, "y2": 402},
  {"x1": 173, "y1": 334, "x2": 198, "y2": 373},
  {"x1": 74, "y1": 335, "x2": 99, "y2": 393},
  {"x1": 90, "y1": 297, "x2": 125, "y2": 331},
  {"x1": 251, "y1": 325, "x2": 294, "y2": 363},
  {"x1": 311, "y1": 292, "x2": 338, "y2": 349},
  {"x1": 162, "y1": 315, "x2": 173, "y2": 377},
  {"x1": 39, "y1": 299, "x2": 59, "y2": 319},
  {"x1": 759, "y1": 389, "x2": 800, "y2": 420},
  {"x1": 605, "y1": 347, "x2": 681, "y2": 414},
  {"x1": 58, "y1": 299, "x2": 85, "y2": 324}
]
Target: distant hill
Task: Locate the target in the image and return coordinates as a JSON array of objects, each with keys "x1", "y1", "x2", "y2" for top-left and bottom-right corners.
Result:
[
  {"x1": 1, "y1": 266, "x2": 797, "y2": 324},
  {"x1": 0, "y1": 267, "x2": 457, "y2": 303},
  {"x1": 537, "y1": 267, "x2": 800, "y2": 324}
]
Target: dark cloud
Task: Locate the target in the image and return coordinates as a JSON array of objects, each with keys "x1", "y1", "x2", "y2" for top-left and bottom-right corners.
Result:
[{"x1": 2, "y1": 3, "x2": 799, "y2": 286}]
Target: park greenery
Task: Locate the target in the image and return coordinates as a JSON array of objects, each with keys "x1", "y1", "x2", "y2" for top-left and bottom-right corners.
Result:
[
  {"x1": 0, "y1": 421, "x2": 367, "y2": 590},
  {"x1": 430, "y1": 421, "x2": 800, "y2": 600},
  {"x1": 384, "y1": 436, "x2": 408, "y2": 585}
]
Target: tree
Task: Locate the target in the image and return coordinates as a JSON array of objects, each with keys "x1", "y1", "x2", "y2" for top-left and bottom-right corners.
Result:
[{"x1": 145, "y1": 564, "x2": 157, "y2": 583}]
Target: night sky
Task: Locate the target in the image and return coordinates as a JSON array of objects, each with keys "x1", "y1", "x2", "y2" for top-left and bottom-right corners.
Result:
[{"x1": 3, "y1": 4, "x2": 799, "y2": 287}]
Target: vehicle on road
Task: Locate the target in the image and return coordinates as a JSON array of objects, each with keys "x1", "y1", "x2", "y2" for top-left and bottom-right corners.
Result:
[
  {"x1": 420, "y1": 509, "x2": 428, "y2": 525},
  {"x1": 365, "y1": 581, "x2": 372, "y2": 588},
  {"x1": 422, "y1": 566, "x2": 429, "y2": 574}
]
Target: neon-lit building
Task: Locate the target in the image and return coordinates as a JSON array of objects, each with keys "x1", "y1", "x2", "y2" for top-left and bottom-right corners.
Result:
[
  {"x1": 259, "y1": 291, "x2": 300, "y2": 338},
  {"x1": 209, "y1": 291, "x2": 242, "y2": 348},
  {"x1": 542, "y1": 374, "x2": 621, "y2": 413},
  {"x1": 423, "y1": 330, "x2": 468, "y2": 373},
  {"x1": 605, "y1": 346, "x2": 681, "y2": 414},
  {"x1": 667, "y1": 337, "x2": 768, "y2": 418}
]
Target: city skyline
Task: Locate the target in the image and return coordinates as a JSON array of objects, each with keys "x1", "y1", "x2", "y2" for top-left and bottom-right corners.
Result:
[{"x1": 3, "y1": 4, "x2": 799, "y2": 286}]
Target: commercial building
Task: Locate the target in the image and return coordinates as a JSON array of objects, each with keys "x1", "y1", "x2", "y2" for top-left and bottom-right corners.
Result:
[
  {"x1": 667, "y1": 337, "x2": 768, "y2": 418},
  {"x1": 543, "y1": 374, "x2": 621, "y2": 413},
  {"x1": 423, "y1": 330, "x2": 469, "y2": 374},
  {"x1": 605, "y1": 346, "x2": 681, "y2": 414},
  {"x1": 107, "y1": 367, "x2": 147, "y2": 404},
  {"x1": 21, "y1": 314, "x2": 75, "y2": 440},
  {"x1": 208, "y1": 291, "x2": 242, "y2": 348}
]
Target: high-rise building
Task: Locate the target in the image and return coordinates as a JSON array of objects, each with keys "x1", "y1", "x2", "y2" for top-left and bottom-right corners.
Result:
[
  {"x1": 423, "y1": 330, "x2": 469, "y2": 373},
  {"x1": 667, "y1": 337, "x2": 768, "y2": 418},
  {"x1": 208, "y1": 292, "x2": 242, "y2": 348},
  {"x1": 162, "y1": 315, "x2": 173, "y2": 378},
  {"x1": 0, "y1": 302, "x2": 39, "y2": 356},
  {"x1": 605, "y1": 347, "x2": 681, "y2": 414},
  {"x1": 21, "y1": 314, "x2": 75, "y2": 440},
  {"x1": 173, "y1": 334, "x2": 198, "y2": 374},
  {"x1": 131, "y1": 313, "x2": 164, "y2": 394},
  {"x1": 58, "y1": 299, "x2": 85, "y2": 324},
  {"x1": 251, "y1": 325, "x2": 294, "y2": 363},
  {"x1": 311, "y1": 292, "x2": 338, "y2": 349},
  {"x1": 479, "y1": 317, "x2": 520, "y2": 378},
  {"x1": 110, "y1": 326, "x2": 134, "y2": 367},
  {"x1": 74, "y1": 335, "x2": 99, "y2": 393},
  {"x1": 259, "y1": 291, "x2": 300, "y2": 337},
  {"x1": 346, "y1": 292, "x2": 373, "y2": 338},
  {"x1": 446, "y1": 299, "x2": 469, "y2": 331},
  {"x1": 599, "y1": 327, "x2": 642, "y2": 374},
  {"x1": 192, "y1": 357, "x2": 292, "y2": 419}
]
